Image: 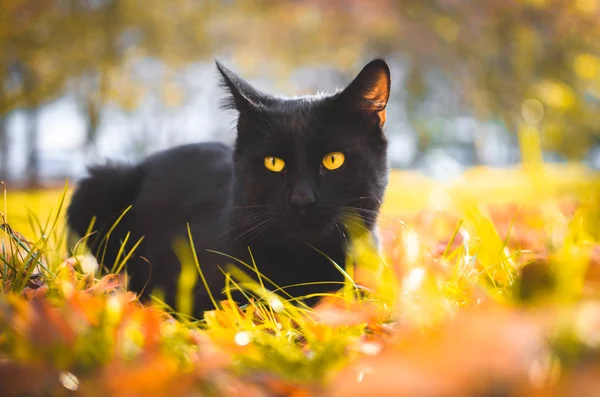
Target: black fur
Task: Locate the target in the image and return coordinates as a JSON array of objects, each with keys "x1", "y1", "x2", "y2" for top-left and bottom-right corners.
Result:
[{"x1": 67, "y1": 59, "x2": 391, "y2": 317}]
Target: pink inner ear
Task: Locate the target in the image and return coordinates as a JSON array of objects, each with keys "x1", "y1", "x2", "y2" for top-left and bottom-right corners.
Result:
[
  {"x1": 359, "y1": 77, "x2": 389, "y2": 127},
  {"x1": 360, "y1": 71, "x2": 390, "y2": 112},
  {"x1": 338, "y1": 59, "x2": 391, "y2": 126},
  {"x1": 361, "y1": 83, "x2": 389, "y2": 127}
]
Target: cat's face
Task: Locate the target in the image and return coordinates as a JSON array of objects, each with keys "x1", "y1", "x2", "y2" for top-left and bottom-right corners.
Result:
[{"x1": 217, "y1": 60, "x2": 391, "y2": 243}]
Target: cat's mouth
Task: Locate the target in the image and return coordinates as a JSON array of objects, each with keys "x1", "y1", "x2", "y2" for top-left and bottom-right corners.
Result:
[{"x1": 277, "y1": 211, "x2": 339, "y2": 242}]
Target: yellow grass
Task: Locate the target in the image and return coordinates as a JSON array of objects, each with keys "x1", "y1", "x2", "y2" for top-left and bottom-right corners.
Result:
[{"x1": 1, "y1": 162, "x2": 599, "y2": 396}]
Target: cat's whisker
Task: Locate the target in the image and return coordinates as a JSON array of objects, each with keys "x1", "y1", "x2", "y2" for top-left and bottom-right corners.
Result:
[
  {"x1": 208, "y1": 204, "x2": 271, "y2": 216},
  {"x1": 228, "y1": 204, "x2": 271, "y2": 210},
  {"x1": 341, "y1": 208, "x2": 381, "y2": 222},
  {"x1": 344, "y1": 213, "x2": 401, "y2": 228},
  {"x1": 229, "y1": 218, "x2": 271, "y2": 245},
  {"x1": 341, "y1": 212, "x2": 398, "y2": 233},
  {"x1": 341, "y1": 209, "x2": 398, "y2": 233},
  {"x1": 242, "y1": 220, "x2": 272, "y2": 243},
  {"x1": 340, "y1": 214, "x2": 373, "y2": 232},
  {"x1": 220, "y1": 212, "x2": 270, "y2": 238},
  {"x1": 343, "y1": 206, "x2": 406, "y2": 225},
  {"x1": 334, "y1": 221, "x2": 349, "y2": 246},
  {"x1": 227, "y1": 212, "x2": 267, "y2": 227},
  {"x1": 345, "y1": 194, "x2": 383, "y2": 204},
  {"x1": 232, "y1": 223, "x2": 270, "y2": 245},
  {"x1": 343, "y1": 206, "x2": 384, "y2": 215},
  {"x1": 221, "y1": 215, "x2": 262, "y2": 231},
  {"x1": 190, "y1": 210, "x2": 266, "y2": 232}
]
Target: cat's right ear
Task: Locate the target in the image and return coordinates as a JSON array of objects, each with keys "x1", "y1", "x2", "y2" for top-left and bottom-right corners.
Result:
[
  {"x1": 337, "y1": 59, "x2": 391, "y2": 127},
  {"x1": 215, "y1": 60, "x2": 267, "y2": 112}
]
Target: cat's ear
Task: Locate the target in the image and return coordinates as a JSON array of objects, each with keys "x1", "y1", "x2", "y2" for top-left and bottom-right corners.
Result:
[
  {"x1": 215, "y1": 60, "x2": 269, "y2": 112},
  {"x1": 337, "y1": 59, "x2": 391, "y2": 127}
]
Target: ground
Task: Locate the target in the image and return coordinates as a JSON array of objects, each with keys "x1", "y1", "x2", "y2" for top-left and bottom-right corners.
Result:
[{"x1": 0, "y1": 164, "x2": 599, "y2": 397}]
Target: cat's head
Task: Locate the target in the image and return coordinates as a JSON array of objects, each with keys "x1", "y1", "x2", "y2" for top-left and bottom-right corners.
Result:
[{"x1": 217, "y1": 59, "x2": 391, "y2": 243}]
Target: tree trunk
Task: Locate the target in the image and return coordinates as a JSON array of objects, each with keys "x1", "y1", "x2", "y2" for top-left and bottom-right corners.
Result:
[
  {"x1": 25, "y1": 106, "x2": 39, "y2": 189},
  {"x1": 84, "y1": 97, "x2": 100, "y2": 156},
  {"x1": 0, "y1": 80, "x2": 8, "y2": 182},
  {"x1": 0, "y1": 115, "x2": 7, "y2": 182},
  {"x1": 23, "y1": 69, "x2": 40, "y2": 189}
]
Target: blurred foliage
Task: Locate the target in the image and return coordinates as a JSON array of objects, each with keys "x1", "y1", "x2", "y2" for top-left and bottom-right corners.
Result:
[
  {"x1": 2, "y1": 0, "x2": 600, "y2": 165},
  {"x1": 0, "y1": 163, "x2": 600, "y2": 396}
]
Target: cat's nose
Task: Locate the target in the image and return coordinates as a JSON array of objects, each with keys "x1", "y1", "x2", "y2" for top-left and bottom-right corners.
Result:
[{"x1": 290, "y1": 185, "x2": 316, "y2": 212}]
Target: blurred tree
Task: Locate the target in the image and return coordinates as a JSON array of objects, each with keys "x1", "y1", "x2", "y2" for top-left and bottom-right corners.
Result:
[
  {"x1": 1, "y1": 0, "x2": 217, "y2": 186},
  {"x1": 206, "y1": 0, "x2": 600, "y2": 157},
  {"x1": 1, "y1": 0, "x2": 86, "y2": 186},
  {"x1": 0, "y1": 1, "x2": 180, "y2": 183},
  {"x1": 23, "y1": 68, "x2": 39, "y2": 188},
  {"x1": 3, "y1": 0, "x2": 600, "y2": 187},
  {"x1": 0, "y1": 83, "x2": 7, "y2": 181}
]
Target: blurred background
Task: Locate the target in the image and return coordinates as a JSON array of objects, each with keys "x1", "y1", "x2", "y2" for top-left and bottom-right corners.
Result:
[{"x1": 1, "y1": 0, "x2": 600, "y2": 188}]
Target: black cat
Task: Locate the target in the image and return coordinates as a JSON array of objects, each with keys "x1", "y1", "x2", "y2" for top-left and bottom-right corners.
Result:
[{"x1": 67, "y1": 59, "x2": 391, "y2": 317}]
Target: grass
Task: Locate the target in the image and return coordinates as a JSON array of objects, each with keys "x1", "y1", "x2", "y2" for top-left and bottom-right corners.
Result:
[{"x1": 1, "y1": 156, "x2": 600, "y2": 396}]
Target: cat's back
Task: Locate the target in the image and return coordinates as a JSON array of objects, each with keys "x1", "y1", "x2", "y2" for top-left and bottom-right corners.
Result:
[
  {"x1": 133, "y1": 142, "x2": 234, "y2": 232},
  {"x1": 142, "y1": 142, "x2": 233, "y2": 191}
]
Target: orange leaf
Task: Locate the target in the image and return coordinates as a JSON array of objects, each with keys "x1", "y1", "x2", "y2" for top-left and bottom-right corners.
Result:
[{"x1": 21, "y1": 285, "x2": 48, "y2": 300}]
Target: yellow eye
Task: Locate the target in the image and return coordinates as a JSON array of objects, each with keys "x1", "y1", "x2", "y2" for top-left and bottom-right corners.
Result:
[
  {"x1": 322, "y1": 152, "x2": 345, "y2": 170},
  {"x1": 264, "y1": 156, "x2": 285, "y2": 172}
]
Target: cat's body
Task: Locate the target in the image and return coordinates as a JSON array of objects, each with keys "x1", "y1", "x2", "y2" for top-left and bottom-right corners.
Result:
[{"x1": 67, "y1": 60, "x2": 391, "y2": 317}]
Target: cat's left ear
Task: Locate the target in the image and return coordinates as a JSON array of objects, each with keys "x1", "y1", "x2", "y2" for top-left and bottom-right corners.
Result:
[
  {"x1": 337, "y1": 59, "x2": 391, "y2": 127},
  {"x1": 215, "y1": 60, "x2": 270, "y2": 112}
]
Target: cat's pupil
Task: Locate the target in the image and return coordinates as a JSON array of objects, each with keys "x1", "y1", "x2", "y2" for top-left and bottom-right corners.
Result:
[{"x1": 331, "y1": 155, "x2": 335, "y2": 163}]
